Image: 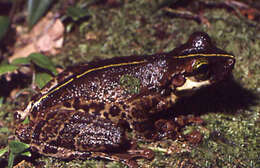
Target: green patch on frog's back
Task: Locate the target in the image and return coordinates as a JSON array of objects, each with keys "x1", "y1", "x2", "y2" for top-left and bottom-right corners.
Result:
[{"x1": 120, "y1": 74, "x2": 141, "y2": 94}]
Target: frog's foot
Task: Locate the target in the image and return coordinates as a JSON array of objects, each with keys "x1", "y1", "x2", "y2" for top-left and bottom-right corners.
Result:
[
  {"x1": 39, "y1": 144, "x2": 152, "y2": 168},
  {"x1": 91, "y1": 148, "x2": 154, "y2": 168},
  {"x1": 90, "y1": 140, "x2": 154, "y2": 167},
  {"x1": 153, "y1": 119, "x2": 181, "y2": 140},
  {"x1": 30, "y1": 142, "x2": 149, "y2": 168},
  {"x1": 174, "y1": 115, "x2": 204, "y2": 127},
  {"x1": 154, "y1": 116, "x2": 204, "y2": 143},
  {"x1": 125, "y1": 148, "x2": 154, "y2": 160}
]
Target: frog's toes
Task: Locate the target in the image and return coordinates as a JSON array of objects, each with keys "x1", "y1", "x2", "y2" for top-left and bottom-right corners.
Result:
[{"x1": 127, "y1": 148, "x2": 155, "y2": 160}]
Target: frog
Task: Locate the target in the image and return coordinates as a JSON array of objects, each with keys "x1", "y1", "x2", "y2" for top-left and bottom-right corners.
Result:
[{"x1": 15, "y1": 32, "x2": 235, "y2": 167}]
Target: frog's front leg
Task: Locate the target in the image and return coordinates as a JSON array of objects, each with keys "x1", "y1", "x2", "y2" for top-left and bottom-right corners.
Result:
[
  {"x1": 126, "y1": 89, "x2": 204, "y2": 141},
  {"x1": 126, "y1": 90, "x2": 179, "y2": 139}
]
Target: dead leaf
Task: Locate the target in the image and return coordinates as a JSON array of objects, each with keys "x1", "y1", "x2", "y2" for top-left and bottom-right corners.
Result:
[
  {"x1": 13, "y1": 160, "x2": 33, "y2": 168},
  {"x1": 9, "y1": 12, "x2": 64, "y2": 62}
]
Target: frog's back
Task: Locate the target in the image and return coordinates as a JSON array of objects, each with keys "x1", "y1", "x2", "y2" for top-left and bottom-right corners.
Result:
[{"x1": 29, "y1": 54, "x2": 170, "y2": 122}]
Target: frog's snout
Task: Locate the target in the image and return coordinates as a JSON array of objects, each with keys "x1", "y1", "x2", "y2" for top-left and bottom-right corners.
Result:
[
  {"x1": 14, "y1": 110, "x2": 23, "y2": 122},
  {"x1": 224, "y1": 57, "x2": 235, "y2": 75}
]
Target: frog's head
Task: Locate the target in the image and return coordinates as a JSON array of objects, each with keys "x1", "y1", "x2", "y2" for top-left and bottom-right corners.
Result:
[{"x1": 168, "y1": 32, "x2": 235, "y2": 93}]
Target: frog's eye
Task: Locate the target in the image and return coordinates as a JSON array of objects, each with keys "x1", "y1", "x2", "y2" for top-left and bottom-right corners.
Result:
[
  {"x1": 195, "y1": 64, "x2": 210, "y2": 80},
  {"x1": 193, "y1": 59, "x2": 210, "y2": 81}
]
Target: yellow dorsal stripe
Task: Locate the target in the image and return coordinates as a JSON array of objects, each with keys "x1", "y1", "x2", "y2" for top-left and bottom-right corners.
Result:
[
  {"x1": 33, "y1": 78, "x2": 74, "y2": 108},
  {"x1": 32, "y1": 60, "x2": 146, "y2": 108},
  {"x1": 175, "y1": 53, "x2": 234, "y2": 59},
  {"x1": 76, "y1": 61, "x2": 146, "y2": 79}
]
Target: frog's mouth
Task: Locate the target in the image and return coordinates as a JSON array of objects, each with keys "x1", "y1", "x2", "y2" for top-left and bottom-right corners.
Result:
[
  {"x1": 172, "y1": 77, "x2": 210, "y2": 98},
  {"x1": 175, "y1": 77, "x2": 211, "y2": 93}
]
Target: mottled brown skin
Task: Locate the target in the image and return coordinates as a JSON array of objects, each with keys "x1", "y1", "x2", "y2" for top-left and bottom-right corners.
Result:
[{"x1": 15, "y1": 32, "x2": 235, "y2": 167}]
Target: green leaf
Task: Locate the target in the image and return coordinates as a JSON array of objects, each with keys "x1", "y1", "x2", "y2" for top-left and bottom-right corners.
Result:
[
  {"x1": 9, "y1": 140, "x2": 30, "y2": 155},
  {"x1": 11, "y1": 57, "x2": 31, "y2": 65},
  {"x1": 22, "y1": 116, "x2": 30, "y2": 125},
  {"x1": 0, "y1": 147, "x2": 8, "y2": 157},
  {"x1": 27, "y1": 0, "x2": 53, "y2": 28},
  {"x1": 35, "y1": 72, "x2": 52, "y2": 89},
  {"x1": 66, "y1": 6, "x2": 89, "y2": 21},
  {"x1": 21, "y1": 151, "x2": 31, "y2": 157},
  {"x1": 7, "y1": 152, "x2": 14, "y2": 168},
  {"x1": 0, "y1": 16, "x2": 10, "y2": 42},
  {"x1": 28, "y1": 53, "x2": 57, "y2": 75},
  {"x1": 0, "y1": 64, "x2": 18, "y2": 76},
  {"x1": 0, "y1": 96, "x2": 3, "y2": 107}
]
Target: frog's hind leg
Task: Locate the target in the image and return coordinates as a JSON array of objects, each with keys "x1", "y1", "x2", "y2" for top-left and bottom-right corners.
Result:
[
  {"x1": 31, "y1": 109, "x2": 153, "y2": 167},
  {"x1": 71, "y1": 114, "x2": 154, "y2": 167}
]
